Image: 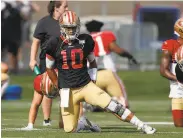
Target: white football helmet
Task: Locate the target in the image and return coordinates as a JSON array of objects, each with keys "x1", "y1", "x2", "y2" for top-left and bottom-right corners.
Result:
[
  {"x1": 174, "y1": 18, "x2": 183, "y2": 38},
  {"x1": 59, "y1": 10, "x2": 80, "y2": 42}
]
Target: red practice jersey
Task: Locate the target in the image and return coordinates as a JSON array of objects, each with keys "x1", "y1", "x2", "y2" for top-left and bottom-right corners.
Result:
[
  {"x1": 91, "y1": 31, "x2": 116, "y2": 57},
  {"x1": 161, "y1": 39, "x2": 182, "y2": 63}
]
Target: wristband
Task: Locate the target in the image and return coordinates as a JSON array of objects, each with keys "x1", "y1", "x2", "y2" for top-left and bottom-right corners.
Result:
[{"x1": 88, "y1": 68, "x2": 97, "y2": 81}]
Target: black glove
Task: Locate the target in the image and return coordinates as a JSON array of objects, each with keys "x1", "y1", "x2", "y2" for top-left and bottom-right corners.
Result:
[
  {"x1": 46, "y1": 85, "x2": 59, "y2": 99},
  {"x1": 120, "y1": 51, "x2": 139, "y2": 65},
  {"x1": 129, "y1": 57, "x2": 139, "y2": 65}
]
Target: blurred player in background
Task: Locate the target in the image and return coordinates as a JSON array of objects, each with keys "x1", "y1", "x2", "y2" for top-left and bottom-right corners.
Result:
[
  {"x1": 175, "y1": 45, "x2": 183, "y2": 127},
  {"x1": 85, "y1": 20, "x2": 138, "y2": 109},
  {"x1": 28, "y1": 0, "x2": 68, "y2": 128},
  {"x1": 17, "y1": 0, "x2": 40, "y2": 68},
  {"x1": 82, "y1": 69, "x2": 129, "y2": 113},
  {"x1": 96, "y1": 69, "x2": 128, "y2": 107},
  {"x1": 85, "y1": 20, "x2": 138, "y2": 72},
  {"x1": 1, "y1": 1, "x2": 22, "y2": 73},
  {"x1": 160, "y1": 18, "x2": 183, "y2": 127},
  {"x1": 1, "y1": 62, "x2": 9, "y2": 97},
  {"x1": 175, "y1": 46, "x2": 183, "y2": 85},
  {"x1": 45, "y1": 10, "x2": 156, "y2": 134}
]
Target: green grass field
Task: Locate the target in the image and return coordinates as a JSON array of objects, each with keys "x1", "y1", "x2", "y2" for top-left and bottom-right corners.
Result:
[{"x1": 2, "y1": 71, "x2": 183, "y2": 138}]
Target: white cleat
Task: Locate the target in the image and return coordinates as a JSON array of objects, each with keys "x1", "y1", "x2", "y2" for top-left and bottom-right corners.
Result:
[
  {"x1": 21, "y1": 126, "x2": 33, "y2": 131},
  {"x1": 140, "y1": 124, "x2": 156, "y2": 134},
  {"x1": 43, "y1": 119, "x2": 51, "y2": 126}
]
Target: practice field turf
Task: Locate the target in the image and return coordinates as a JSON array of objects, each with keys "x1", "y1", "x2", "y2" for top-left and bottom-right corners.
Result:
[{"x1": 2, "y1": 71, "x2": 183, "y2": 138}]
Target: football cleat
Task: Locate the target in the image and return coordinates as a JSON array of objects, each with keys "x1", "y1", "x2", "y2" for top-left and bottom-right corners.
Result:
[
  {"x1": 43, "y1": 118, "x2": 51, "y2": 126},
  {"x1": 21, "y1": 125, "x2": 33, "y2": 131},
  {"x1": 140, "y1": 124, "x2": 156, "y2": 134},
  {"x1": 79, "y1": 116, "x2": 101, "y2": 132}
]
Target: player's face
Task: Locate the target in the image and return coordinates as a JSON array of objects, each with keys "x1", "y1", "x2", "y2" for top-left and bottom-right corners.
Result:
[
  {"x1": 62, "y1": 26, "x2": 77, "y2": 41},
  {"x1": 65, "y1": 27, "x2": 77, "y2": 35}
]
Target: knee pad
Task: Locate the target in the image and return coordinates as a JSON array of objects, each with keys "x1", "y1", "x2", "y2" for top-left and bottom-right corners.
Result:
[
  {"x1": 105, "y1": 99, "x2": 125, "y2": 117},
  {"x1": 172, "y1": 98, "x2": 183, "y2": 127}
]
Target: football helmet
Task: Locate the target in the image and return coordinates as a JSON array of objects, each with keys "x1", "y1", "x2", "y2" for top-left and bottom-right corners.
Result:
[
  {"x1": 174, "y1": 18, "x2": 183, "y2": 38},
  {"x1": 59, "y1": 10, "x2": 80, "y2": 42},
  {"x1": 34, "y1": 71, "x2": 59, "y2": 99}
]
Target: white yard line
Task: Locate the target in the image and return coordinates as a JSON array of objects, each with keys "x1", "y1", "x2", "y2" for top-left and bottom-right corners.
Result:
[
  {"x1": 1, "y1": 128, "x2": 59, "y2": 132},
  {"x1": 157, "y1": 132, "x2": 183, "y2": 134},
  {"x1": 145, "y1": 122, "x2": 174, "y2": 125}
]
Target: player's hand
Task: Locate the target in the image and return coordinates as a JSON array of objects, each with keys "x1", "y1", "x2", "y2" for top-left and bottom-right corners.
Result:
[
  {"x1": 47, "y1": 84, "x2": 59, "y2": 99},
  {"x1": 29, "y1": 59, "x2": 37, "y2": 71},
  {"x1": 129, "y1": 57, "x2": 139, "y2": 65},
  {"x1": 53, "y1": 80, "x2": 59, "y2": 89}
]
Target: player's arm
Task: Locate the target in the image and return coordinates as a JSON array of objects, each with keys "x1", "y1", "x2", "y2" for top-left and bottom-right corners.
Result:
[
  {"x1": 45, "y1": 37, "x2": 59, "y2": 88},
  {"x1": 30, "y1": 37, "x2": 40, "y2": 70},
  {"x1": 46, "y1": 55, "x2": 58, "y2": 88},
  {"x1": 29, "y1": 19, "x2": 44, "y2": 70},
  {"x1": 87, "y1": 52, "x2": 97, "y2": 83},
  {"x1": 109, "y1": 41, "x2": 138, "y2": 64},
  {"x1": 160, "y1": 50, "x2": 177, "y2": 81}
]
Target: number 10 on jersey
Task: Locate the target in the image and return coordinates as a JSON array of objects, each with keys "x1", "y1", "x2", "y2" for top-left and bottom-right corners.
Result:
[{"x1": 61, "y1": 49, "x2": 84, "y2": 69}]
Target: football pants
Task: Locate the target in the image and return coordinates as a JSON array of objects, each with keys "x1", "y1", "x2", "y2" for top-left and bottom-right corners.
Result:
[
  {"x1": 96, "y1": 69, "x2": 127, "y2": 98},
  {"x1": 61, "y1": 81, "x2": 111, "y2": 132}
]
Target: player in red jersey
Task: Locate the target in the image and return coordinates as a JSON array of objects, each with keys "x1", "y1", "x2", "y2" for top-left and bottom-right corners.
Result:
[
  {"x1": 160, "y1": 18, "x2": 183, "y2": 127},
  {"x1": 85, "y1": 20, "x2": 139, "y2": 109},
  {"x1": 85, "y1": 20, "x2": 138, "y2": 72}
]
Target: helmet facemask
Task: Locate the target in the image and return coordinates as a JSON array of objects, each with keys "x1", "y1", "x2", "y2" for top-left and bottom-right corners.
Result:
[{"x1": 60, "y1": 24, "x2": 80, "y2": 42}]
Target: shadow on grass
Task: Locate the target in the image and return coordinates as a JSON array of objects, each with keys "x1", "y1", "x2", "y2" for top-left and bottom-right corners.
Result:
[
  {"x1": 101, "y1": 126, "x2": 138, "y2": 133},
  {"x1": 75, "y1": 126, "x2": 138, "y2": 133}
]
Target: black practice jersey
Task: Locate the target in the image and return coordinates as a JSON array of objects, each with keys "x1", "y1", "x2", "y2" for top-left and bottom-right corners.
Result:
[
  {"x1": 46, "y1": 34, "x2": 95, "y2": 88},
  {"x1": 33, "y1": 15, "x2": 60, "y2": 60}
]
